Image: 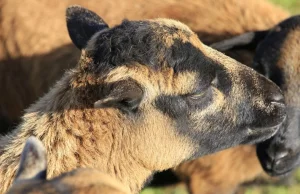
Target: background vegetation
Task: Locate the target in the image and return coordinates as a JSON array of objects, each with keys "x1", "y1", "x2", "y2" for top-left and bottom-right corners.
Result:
[{"x1": 141, "y1": 0, "x2": 300, "y2": 194}]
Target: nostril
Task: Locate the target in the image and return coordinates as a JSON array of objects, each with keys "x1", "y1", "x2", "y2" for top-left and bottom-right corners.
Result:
[
  {"x1": 274, "y1": 150, "x2": 289, "y2": 161},
  {"x1": 269, "y1": 92, "x2": 284, "y2": 104}
]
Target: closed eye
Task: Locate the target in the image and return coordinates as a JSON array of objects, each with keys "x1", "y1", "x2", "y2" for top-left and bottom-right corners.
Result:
[{"x1": 188, "y1": 87, "x2": 213, "y2": 100}]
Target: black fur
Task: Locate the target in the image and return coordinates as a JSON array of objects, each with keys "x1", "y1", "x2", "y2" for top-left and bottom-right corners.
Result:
[
  {"x1": 85, "y1": 21, "x2": 215, "y2": 73},
  {"x1": 212, "y1": 15, "x2": 300, "y2": 176},
  {"x1": 94, "y1": 79, "x2": 143, "y2": 114},
  {"x1": 210, "y1": 30, "x2": 268, "y2": 51},
  {"x1": 257, "y1": 108, "x2": 300, "y2": 176},
  {"x1": 155, "y1": 95, "x2": 189, "y2": 119},
  {"x1": 66, "y1": 5, "x2": 109, "y2": 50},
  {"x1": 254, "y1": 16, "x2": 300, "y2": 176},
  {"x1": 147, "y1": 169, "x2": 180, "y2": 187}
]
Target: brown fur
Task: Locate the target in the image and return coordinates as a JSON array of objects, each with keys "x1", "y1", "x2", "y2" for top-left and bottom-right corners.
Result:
[
  {"x1": 0, "y1": 44, "x2": 79, "y2": 133},
  {"x1": 0, "y1": 0, "x2": 289, "y2": 133},
  {"x1": 0, "y1": 12, "x2": 285, "y2": 194},
  {"x1": 174, "y1": 145, "x2": 264, "y2": 194},
  {"x1": 0, "y1": 0, "x2": 289, "y2": 58},
  {"x1": 276, "y1": 27, "x2": 300, "y2": 106},
  {"x1": 7, "y1": 137, "x2": 130, "y2": 194},
  {"x1": 7, "y1": 169, "x2": 130, "y2": 194},
  {"x1": 0, "y1": 1, "x2": 290, "y2": 194}
]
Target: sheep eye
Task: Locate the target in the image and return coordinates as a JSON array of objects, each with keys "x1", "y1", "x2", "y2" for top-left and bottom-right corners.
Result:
[
  {"x1": 189, "y1": 91, "x2": 207, "y2": 100},
  {"x1": 188, "y1": 87, "x2": 213, "y2": 100}
]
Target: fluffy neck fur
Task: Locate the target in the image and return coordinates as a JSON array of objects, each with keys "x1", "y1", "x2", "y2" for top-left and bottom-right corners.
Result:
[{"x1": 0, "y1": 70, "x2": 153, "y2": 194}]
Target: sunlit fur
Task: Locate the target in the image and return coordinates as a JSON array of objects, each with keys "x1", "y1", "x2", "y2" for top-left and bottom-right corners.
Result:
[
  {"x1": 8, "y1": 169, "x2": 131, "y2": 194},
  {"x1": 0, "y1": 6, "x2": 286, "y2": 194},
  {"x1": 0, "y1": 0, "x2": 289, "y2": 134},
  {"x1": 7, "y1": 137, "x2": 130, "y2": 194}
]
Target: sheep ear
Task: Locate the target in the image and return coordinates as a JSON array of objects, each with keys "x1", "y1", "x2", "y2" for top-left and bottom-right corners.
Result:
[
  {"x1": 94, "y1": 79, "x2": 143, "y2": 114},
  {"x1": 15, "y1": 137, "x2": 47, "y2": 182},
  {"x1": 210, "y1": 30, "x2": 269, "y2": 51},
  {"x1": 66, "y1": 5, "x2": 109, "y2": 50}
]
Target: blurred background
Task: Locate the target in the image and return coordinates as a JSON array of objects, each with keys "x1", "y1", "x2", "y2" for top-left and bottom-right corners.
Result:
[
  {"x1": 141, "y1": 0, "x2": 300, "y2": 194},
  {"x1": 0, "y1": 0, "x2": 299, "y2": 194}
]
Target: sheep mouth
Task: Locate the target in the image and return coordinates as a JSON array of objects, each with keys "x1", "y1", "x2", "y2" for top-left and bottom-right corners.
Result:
[
  {"x1": 265, "y1": 165, "x2": 294, "y2": 177},
  {"x1": 257, "y1": 150, "x2": 300, "y2": 177},
  {"x1": 241, "y1": 120, "x2": 284, "y2": 145}
]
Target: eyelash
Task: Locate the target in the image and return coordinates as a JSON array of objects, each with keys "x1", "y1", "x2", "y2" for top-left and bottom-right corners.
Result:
[{"x1": 188, "y1": 86, "x2": 213, "y2": 100}]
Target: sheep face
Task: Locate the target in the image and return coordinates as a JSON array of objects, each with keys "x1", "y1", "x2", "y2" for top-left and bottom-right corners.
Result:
[
  {"x1": 211, "y1": 15, "x2": 300, "y2": 176},
  {"x1": 65, "y1": 6, "x2": 286, "y2": 169},
  {"x1": 7, "y1": 137, "x2": 130, "y2": 194}
]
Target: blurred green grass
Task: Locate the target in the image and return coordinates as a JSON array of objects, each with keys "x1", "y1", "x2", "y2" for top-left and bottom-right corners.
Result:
[
  {"x1": 141, "y1": 0, "x2": 300, "y2": 194},
  {"x1": 271, "y1": 0, "x2": 300, "y2": 13}
]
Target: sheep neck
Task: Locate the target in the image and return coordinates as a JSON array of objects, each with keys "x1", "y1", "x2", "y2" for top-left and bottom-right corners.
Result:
[{"x1": 0, "y1": 72, "x2": 153, "y2": 194}]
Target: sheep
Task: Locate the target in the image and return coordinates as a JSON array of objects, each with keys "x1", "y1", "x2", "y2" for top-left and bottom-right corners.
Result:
[
  {"x1": 0, "y1": 0, "x2": 292, "y2": 192},
  {"x1": 0, "y1": 0, "x2": 291, "y2": 193},
  {"x1": 6, "y1": 136, "x2": 130, "y2": 194},
  {"x1": 164, "y1": 15, "x2": 300, "y2": 194},
  {"x1": 0, "y1": 0, "x2": 289, "y2": 134},
  {"x1": 0, "y1": 5, "x2": 286, "y2": 194}
]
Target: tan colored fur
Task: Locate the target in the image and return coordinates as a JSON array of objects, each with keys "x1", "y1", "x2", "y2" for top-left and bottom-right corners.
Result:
[
  {"x1": 0, "y1": 1, "x2": 290, "y2": 194},
  {"x1": 277, "y1": 27, "x2": 300, "y2": 107},
  {"x1": 7, "y1": 136, "x2": 130, "y2": 194},
  {"x1": 0, "y1": 0, "x2": 289, "y2": 129},
  {"x1": 0, "y1": 16, "x2": 284, "y2": 194},
  {"x1": 7, "y1": 168, "x2": 131, "y2": 194},
  {"x1": 0, "y1": 0, "x2": 289, "y2": 59},
  {"x1": 174, "y1": 145, "x2": 263, "y2": 194}
]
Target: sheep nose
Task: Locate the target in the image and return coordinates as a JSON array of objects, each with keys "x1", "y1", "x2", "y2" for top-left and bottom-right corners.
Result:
[{"x1": 264, "y1": 147, "x2": 289, "y2": 170}]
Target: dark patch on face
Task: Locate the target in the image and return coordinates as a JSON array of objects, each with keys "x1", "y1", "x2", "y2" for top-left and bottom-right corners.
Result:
[
  {"x1": 85, "y1": 20, "x2": 228, "y2": 77},
  {"x1": 165, "y1": 39, "x2": 218, "y2": 73},
  {"x1": 87, "y1": 18, "x2": 233, "y2": 119},
  {"x1": 165, "y1": 39, "x2": 232, "y2": 96},
  {"x1": 155, "y1": 95, "x2": 188, "y2": 119},
  {"x1": 155, "y1": 94, "x2": 241, "y2": 156},
  {"x1": 153, "y1": 38, "x2": 234, "y2": 121},
  {"x1": 87, "y1": 20, "x2": 190, "y2": 73}
]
